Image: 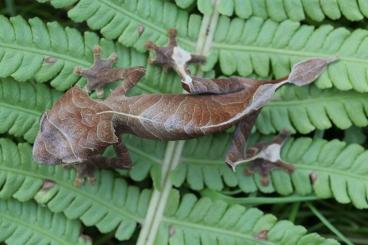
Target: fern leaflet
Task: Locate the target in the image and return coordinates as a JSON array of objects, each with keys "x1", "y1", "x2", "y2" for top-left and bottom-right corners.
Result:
[
  {"x1": 0, "y1": 15, "x2": 182, "y2": 93},
  {"x1": 156, "y1": 191, "x2": 339, "y2": 244},
  {"x1": 206, "y1": 17, "x2": 368, "y2": 93},
  {"x1": 0, "y1": 138, "x2": 338, "y2": 243},
  {"x1": 36, "y1": 0, "x2": 201, "y2": 52},
  {"x1": 0, "y1": 199, "x2": 90, "y2": 245},
  {"x1": 258, "y1": 85, "x2": 368, "y2": 134},
  {"x1": 197, "y1": 0, "x2": 368, "y2": 22},
  {"x1": 169, "y1": 135, "x2": 368, "y2": 209},
  {"x1": 0, "y1": 138, "x2": 149, "y2": 240},
  {"x1": 0, "y1": 78, "x2": 60, "y2": 142}
]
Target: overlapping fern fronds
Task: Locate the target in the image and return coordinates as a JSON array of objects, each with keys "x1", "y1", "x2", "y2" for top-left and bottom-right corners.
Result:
[
  {"x1": 0, "y1": 0, "x2": 366, "y2": 244},
  {"x1": 0, "y1": 199, "x2": 89, "y2": 245},
  {"x1": 208, "y1": 17, "x2": 368, "y2": 93},
  {"x1": 34, "y1": 1, "x2": 368, "y2": 94},
  {"x1": 37, "y1": 0, "x2": 200, "y2": 52},
  {"x1": 170, "y1": 136, "x2": 368, "y2": 209},
  {"x1": 0, "y1": 138, "x2": 339, "y2": 244},
  {"x1": 195, "y1": 0, "x2": 368, "y2": 22},
  {"x1": 0, "y1": 15, "x2": 181, "y2": 93}
]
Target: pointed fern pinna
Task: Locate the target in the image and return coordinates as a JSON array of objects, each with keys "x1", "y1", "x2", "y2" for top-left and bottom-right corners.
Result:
[
  {"x1": 0, "y1": 15, "x2": 182, "y2": 93},
  {"x1": 207, "y1": 17, "x2": 368, "y2": 93},
  {"x1": 0, "y1": 137, "x2": 339, "y2": 244},
  {"x1": 0, "y1": 199, "x2": 90, "y2": 245},
  {"x1": 197, "y1": 0, "x2": 368, "y2": 22}
]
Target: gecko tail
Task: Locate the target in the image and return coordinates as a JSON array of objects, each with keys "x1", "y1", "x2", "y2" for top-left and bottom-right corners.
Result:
[{"x1": 288, "y1": 57, "x2": 338, "y2": 86}]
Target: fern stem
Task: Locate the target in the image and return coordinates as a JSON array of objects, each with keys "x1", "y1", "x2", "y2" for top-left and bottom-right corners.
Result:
[
  {"x1": 136, "y1": 1, "x2": 220, "y2": 244},
  {"x1": 288, "y1": 202, "x2": 300, "y2": 223},
  {"x1": 307, "y1": 203, "x2": 354, "y2": 245},
  {"x1": 144, "y1": 142, "x2": 185, "y2": 245},
  {"x1": 136, "y1": 141, "x2": 177, "y2": 245},
  {"x1": 201, "y1": 189, "x2": 324, "y2": 205}
]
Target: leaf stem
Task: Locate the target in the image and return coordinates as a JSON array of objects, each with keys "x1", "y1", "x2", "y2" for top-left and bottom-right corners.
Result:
[
  {"x1": 201, "y1": 189, "x2": 324, "y2": 205},
  {"x1": 307, "y1": 202, "x2": 353, "y2": 245},
  {"x1": 136, "y1": 1, "x2": 220, "y2": 244},
  {"x1": 288, "y1": 202, "x2": 300, "y2": 223}
]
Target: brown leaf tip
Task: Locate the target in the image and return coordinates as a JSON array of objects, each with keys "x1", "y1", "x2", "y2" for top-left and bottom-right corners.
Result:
[
  {"x1": 80, "y1": 234, "x2": 92, "y2": 244},
  {"x1": 309, "y1": 171, "x2": 318, "y2": 184},
  {"x1": 43, "y1": 56, "x2": 57, "y2": 64},
  {"x1": 41, "y1": 179, "x2": 55, "y2": 191},
  {"x1": 256, "y1": 230, "x2": 268, "y2": 240},
  {"x1": 137, "y1": 25, "x2": 145, "y2": 35},
  {"x1": 168, "y1": 224, "x2": 176, "y2": 237}
]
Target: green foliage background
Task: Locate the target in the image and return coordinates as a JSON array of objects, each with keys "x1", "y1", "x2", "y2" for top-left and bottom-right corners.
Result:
[{"x1": 0, "y1": 0, "x2": 368, "y2": 244}]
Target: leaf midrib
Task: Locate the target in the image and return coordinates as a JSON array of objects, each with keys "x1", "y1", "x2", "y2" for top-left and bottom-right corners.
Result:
[
  {"x1": 0, "y1": 42, "x2": 90, "y2": 66},
  {"x1": 162, "y1": 217, "x2": 275, "y2": 245},
  {"x1": 0, "y1": 165, "x2": 143, "y2": 223},
  {"x1": 213, "y1": 43, "x2": 368, "y2": 65},
  {"x1": 182, "y1": 157, "x2": 368, "y2": 182},
  {"x1": 99, "y1": 0, "x2": 195, "y2": 48},
  {"x1": 0, "y1": 42, "x2": 162, "y2": 94},
  {"x1": 268, "y1": 93, "x2": 367, "y2": 107},
  {"x1": 0, "y1": 101, "x2": 42, "y2": 117},
  {"x1": 0, "y1": 210, "x2": 72, "y2": 245}
]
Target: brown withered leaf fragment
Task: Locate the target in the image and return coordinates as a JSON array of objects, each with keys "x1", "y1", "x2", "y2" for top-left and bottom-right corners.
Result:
[
  {"x1": 137, "y1": 25, "x2": 145, "y2": 35},
  {"x1": 80, "y1": 235, "x2": 92, "y2": 244},
  {"x1": 256, "y1": 230, "x2": 268, "y2": 240},
  {"x1": 41, "y1": 179, "x2": 55, "y2": 190},
  {"x1": 145, "y1": 28, "x2": 205, "y2": 80},
  {"x1": 310, "y1": 171, "x2": 318, "y2": 184},
  {"x1": 43, "y1": 56, "x2": 57, "y2": 64},
  {"x1": 168, "y1": 225, "x2": 176, "y2": 237}
]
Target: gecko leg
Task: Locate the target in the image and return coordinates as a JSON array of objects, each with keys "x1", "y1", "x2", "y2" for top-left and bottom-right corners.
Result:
[
  {"x1": 74, "y1": 46, "x2": 145, "y2": 97},
  {"x1": 225, "y1": 111, "x2": 294, "y2": 186},
  {"x1": 145, "y1": 29, "x2": 205, "y2": 80},
  {"x1": 73, "y1": 139, "x2": 132, "y2": 186},
  {"x1": 225, "y1": 110, "x2": 260, "y2": 170},
  {"x1": 242, "y1": 130, "x2": 294, "y2": 186}
]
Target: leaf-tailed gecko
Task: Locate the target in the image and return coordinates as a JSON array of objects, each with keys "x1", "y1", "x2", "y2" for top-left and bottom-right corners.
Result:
[{"x1": 32, "y1": 29, "x2": 336, "y2": 185}]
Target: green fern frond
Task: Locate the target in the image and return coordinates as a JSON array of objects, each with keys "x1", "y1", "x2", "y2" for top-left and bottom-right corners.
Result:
[
  {"x1": 0, "y1": 78, "x2": 60, "y2": 142},
  {"x1": 169, "y1": 135, "x2": 368, "y2": 209},
  {"x1": 205, "y1": 16, "x2": 368, "y2": 92},
  {"x1": 36, "y1": 0, "x2": 200, "y2": 52},
  {"x1": 0, "y1": 138, "x2": 337, "y2": 243},
  {"x1": 197, "y1": 0, "x2": 368, "y2": 22},
  {"x1": 0, "y1": 138, "x2": 150, "y2": 241},
  {"x1": 0, "y1": 15, "x2": 182, "y2": 93},
  {"x1": 174, "y1": 0, "x2": 196, "y2": 9},
  {"x1": 0, "y1": 199, "x2": 89, "y2": 245},
  {"x1": 258, "y1": 85, "x2": 368, "y2": 134},
  {"x1": 155, "y1": 192, "x2": 339, "y2": 244},
  {"x1": 124, "y1": 135, "x2": 167, "y2": 183}
]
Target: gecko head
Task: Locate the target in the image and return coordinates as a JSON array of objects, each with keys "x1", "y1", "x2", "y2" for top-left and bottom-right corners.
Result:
[
  {"x1": 32, "y1": 86, "x2": 119, "y2": 166},
  {"x1": 32, "y1": 111, "x2": 80, "y2": 165}
]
